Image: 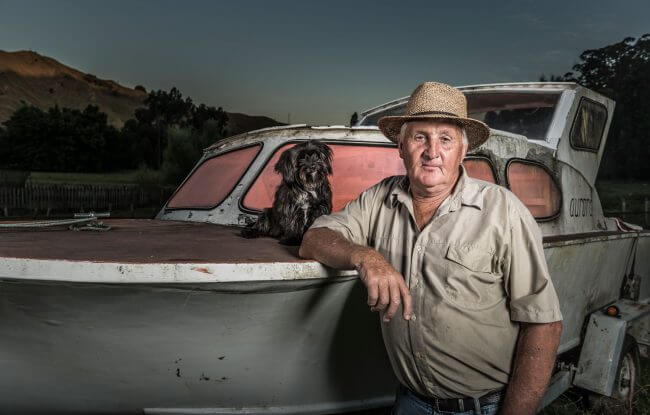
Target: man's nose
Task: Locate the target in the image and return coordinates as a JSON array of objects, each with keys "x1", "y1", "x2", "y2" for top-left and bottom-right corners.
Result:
[{"x1": 423, "y1": 139, "x2": 440, "y2": 159}]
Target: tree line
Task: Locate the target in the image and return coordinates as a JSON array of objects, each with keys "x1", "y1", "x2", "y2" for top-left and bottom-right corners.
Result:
[
  {"x1": 1, "y1": 35, "x2": 647, "y2": 184},
  {"x1": 0, "y1": 87, "x2": 228, "y2": 184},
  {"x1": 541, "y1": 34, "x2": 649, "y2": 180}
]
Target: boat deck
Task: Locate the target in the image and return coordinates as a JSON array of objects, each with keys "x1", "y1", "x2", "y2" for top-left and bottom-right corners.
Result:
[{"x1": 0, "y1": 219, "x2": 303, "y2": 264}]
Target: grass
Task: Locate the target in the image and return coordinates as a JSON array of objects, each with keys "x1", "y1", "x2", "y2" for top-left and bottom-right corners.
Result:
[{"x1": 540, "y1": 358, "x2": 650, "y2": 415}]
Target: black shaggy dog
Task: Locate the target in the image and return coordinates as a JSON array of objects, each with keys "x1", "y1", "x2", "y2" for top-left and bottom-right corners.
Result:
[{"x1": 241, "y1": 141, "x2": 333, "y2": 245}]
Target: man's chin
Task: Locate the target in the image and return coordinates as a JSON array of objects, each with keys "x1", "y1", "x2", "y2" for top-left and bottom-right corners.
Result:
[{"x1": 412, "y1": 176, "x2": 447, "y2": 189}]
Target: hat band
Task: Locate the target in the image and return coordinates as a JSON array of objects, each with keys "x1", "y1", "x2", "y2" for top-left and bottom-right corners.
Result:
[{"x1": 410, "y1": 110, "x2": 459, "y2": 118}]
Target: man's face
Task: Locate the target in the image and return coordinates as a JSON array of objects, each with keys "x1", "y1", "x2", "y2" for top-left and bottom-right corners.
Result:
[{"x1": 398, "y1": 120, "x2": 467, "y2": 194}]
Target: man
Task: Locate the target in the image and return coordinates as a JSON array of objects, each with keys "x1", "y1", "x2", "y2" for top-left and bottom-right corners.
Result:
[{"x1": 299, "y1": 82, "x2": 563, "y2": 415}]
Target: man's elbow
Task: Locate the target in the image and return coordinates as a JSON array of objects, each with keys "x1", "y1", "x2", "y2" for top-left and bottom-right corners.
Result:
[{"x1": 298, "y1": 228, "x2": 317, "y2": 259}]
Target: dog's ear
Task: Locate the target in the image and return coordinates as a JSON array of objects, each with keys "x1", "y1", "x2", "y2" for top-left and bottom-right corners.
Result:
[
  {"x1": 314, "y1": 141, "x2": 333, "y2": 175},
  {"x1": 275, "y1": 146, "x2": 298, "y2": 184}
]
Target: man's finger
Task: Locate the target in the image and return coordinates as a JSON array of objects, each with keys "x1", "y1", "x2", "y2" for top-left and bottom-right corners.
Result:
[
  {"x1": 384, "y1": 282, "x2": 401, "y2": 322},
  {"x1": 400, "y1": 280, "x2": 413, "y2": 320},
  {"x1": 376, "y1": 279, "x2": 390, "y2": 310},
  {"x1": 366, "y1": 278, "x2": 379, "y2": 307}
]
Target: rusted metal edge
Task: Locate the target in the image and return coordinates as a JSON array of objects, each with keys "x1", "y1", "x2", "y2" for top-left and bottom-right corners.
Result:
[{"x1": 543, "y1": 230, "x2": 648, "y2": 248}]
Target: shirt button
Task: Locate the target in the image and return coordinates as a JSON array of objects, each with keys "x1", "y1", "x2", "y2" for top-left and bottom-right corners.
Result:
[
  {"x1": 411, "y1": 314, "x2": 417, "y2": 321},
  {"x1": 416, "y1": 246, "x2": 422, "y2": 252}
]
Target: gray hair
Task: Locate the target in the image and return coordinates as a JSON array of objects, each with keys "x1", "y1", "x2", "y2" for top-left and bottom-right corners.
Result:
[{"x1": 399, "y1": 121, "x2": 468, "y2": 147}]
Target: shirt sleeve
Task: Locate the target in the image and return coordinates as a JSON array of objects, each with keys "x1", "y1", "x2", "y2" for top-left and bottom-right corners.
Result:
[
  {"x1": 309, "y1": 179, "x2": 386, "y2": 246},
  {"x1": 503, "y1": 198, "x2": 563, "y2": 323}
]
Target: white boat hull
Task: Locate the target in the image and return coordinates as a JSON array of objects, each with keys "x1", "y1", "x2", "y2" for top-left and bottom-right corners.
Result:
[{"x1": 0, "y1": 277, "x2": 396, "y2": 414}]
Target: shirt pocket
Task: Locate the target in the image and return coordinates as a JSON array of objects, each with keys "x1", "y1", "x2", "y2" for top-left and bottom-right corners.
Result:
[
  {"x1": 441, "y1": 244, "x2": 505, "y2": 310},
  {"x1": 445, "y1": 245, "x2": 495, "y2": 274}
]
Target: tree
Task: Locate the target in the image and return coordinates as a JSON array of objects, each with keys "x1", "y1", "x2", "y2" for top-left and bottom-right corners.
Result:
[
  {"x1": 561, "y1": 35, "x2": 650, "y2": 180},
  {"x1": 0, "y1": 104, "x2": 120, "y2": 172},
  {"x1": 161, "y1": 119, "x2": 227, "y2": 185},
  {"x1": 128, "y1": 87, "x2": 228, "y2": 169},
  {"x1": 133, "y1": 87, "x2": 194, "y2": 169},
  {"x1": 0, "y1": 105, "x2": 48, "y2": 170},
  {"x1": 191, "y1": 104, "x2": 228, "y2": 134}
]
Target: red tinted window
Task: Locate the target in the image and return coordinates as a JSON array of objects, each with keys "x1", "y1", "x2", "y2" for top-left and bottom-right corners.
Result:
[
  {"x1": 243, "y1": 143, "x2": 405, "y2": 212},
  {"x1": 167, "y1": 144, "x2": 261, "y2": 209},
  {"x1": 507, "y1": 160, "x2": 561, "y2": 219},
  {"x1": 463, "y1": 158, "x2": 495, "y2": 183}
]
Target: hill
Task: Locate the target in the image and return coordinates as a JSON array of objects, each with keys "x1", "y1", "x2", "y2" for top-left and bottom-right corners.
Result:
[
  {"x1": 225, "y1": 112, "x2": 285, "y2": 136},
  {"x1": 0, "y1": 50, "x2": 146, "y2": 127},
  {"x1": 0, "y1": 50, "x2": 283, "y2": 133}
]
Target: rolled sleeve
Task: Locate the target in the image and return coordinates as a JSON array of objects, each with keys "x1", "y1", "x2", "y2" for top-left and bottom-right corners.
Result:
[
  {"x1": 309, "y1": 180, "x2": 385, "y2": 246},
  {"x1": 504, "y1": 200, "x2": 563, "y2": 324}
]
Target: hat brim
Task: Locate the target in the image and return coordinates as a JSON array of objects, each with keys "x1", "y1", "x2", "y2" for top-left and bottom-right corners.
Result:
[{"x1": 378, "y1": 114, "x2": 490, "y2": 151}]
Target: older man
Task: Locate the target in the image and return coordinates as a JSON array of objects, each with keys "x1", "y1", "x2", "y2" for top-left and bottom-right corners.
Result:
[{"x1": 299, "y1": 82, "x2": 563, "y2": 415}]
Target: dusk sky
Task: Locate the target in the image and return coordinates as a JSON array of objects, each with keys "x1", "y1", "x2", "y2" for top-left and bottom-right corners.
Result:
[{"x1": 1, "y1": 0, "x2": 649, "y2": 125}]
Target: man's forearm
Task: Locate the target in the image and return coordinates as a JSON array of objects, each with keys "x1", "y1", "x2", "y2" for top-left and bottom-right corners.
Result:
[
  {"x1": 299, "y1": 227, "x2": 413, "y2": 321},
  {"x1": 500, "y1": 321, "x2": 562, "y2": 415},
  {"x1": 299, "y1": 227, "x2": 378, "y2": 270}
]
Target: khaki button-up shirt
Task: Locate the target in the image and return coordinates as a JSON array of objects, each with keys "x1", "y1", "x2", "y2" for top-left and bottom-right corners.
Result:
[{"x1": 310, "y1": 167, "x2": 562, "y2": 398}]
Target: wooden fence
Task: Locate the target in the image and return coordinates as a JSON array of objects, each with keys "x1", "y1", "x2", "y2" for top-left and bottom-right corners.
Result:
[{"x1": 0, "y1": 184, "x2": 175, "y2": 217}]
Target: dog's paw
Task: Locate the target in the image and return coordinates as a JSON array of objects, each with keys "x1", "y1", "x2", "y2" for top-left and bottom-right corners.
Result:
[
  {"x1": 279, "y1": 236, "x2": 302, "y2": 246},
  {"x1": 240, "y1": 227, "x2": 259, "y2": 239}
]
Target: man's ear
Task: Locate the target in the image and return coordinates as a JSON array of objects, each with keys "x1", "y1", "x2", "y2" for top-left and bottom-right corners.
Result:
[{"x1": 397, "y1": 137, "x2": 404, "y2": 159}]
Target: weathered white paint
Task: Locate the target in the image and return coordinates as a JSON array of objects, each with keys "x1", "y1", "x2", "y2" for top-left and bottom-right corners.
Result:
[
  {"x1": 0, "y1": 257, "x2": 356, "y2": 284},
  {"x1": 0, "y1": 277, "x2": 396, "y2": 413},
  {"x1": 2, "y1": 82, "x2": 648, "y2": 413}
]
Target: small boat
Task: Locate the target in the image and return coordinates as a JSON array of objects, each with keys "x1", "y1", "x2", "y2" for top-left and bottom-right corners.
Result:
[{"x1": 1, "y1": 82, "x2": 648, "y2": 413}]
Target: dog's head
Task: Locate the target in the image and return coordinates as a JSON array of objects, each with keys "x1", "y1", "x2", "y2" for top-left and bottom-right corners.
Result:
[{"x1": 275, "y1": 141, "x2": 333, "y2": 189}]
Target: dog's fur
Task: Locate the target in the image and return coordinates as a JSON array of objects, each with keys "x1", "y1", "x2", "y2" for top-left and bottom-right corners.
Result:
[{"x1": 241, "y1": 141, "x2": 333, "y2": 245}]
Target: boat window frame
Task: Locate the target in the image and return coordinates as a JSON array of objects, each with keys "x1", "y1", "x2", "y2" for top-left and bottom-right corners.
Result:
[
  {"x1": 505, "y1": 158, "x2": 562, "y2": 222},
  {"x1": 164, "y1": 142, "x2": 264, "y2": 211},
  {"x1": 360, "y1": 89, "x2": 566, "y2": 142},
  {"x1": 569, "y1": 97, "x2": 608, "y2": 153},
  {"x1": 239, "y1": 140, "x2": 402, "y2": 214},
  {"x1": 462, "y1": 155, "x2": 498, "y2": 184}
]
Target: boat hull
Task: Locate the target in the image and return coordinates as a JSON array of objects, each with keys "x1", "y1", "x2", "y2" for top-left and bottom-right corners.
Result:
[{"x1": 0, "y1": 278, "x2": 396, "y2": 414}]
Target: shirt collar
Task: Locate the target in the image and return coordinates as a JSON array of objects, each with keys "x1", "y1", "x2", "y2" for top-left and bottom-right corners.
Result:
[{"x1": 389, "y1": 165, "x2": 483, "y2": 212}]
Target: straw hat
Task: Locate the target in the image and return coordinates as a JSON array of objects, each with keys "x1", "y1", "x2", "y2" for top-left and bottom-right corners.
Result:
[{"x1": 378, "y1": 82, "x2": 490, "y2": 150}]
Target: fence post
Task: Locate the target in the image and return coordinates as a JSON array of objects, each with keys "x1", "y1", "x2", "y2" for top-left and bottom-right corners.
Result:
[
  {"x1": 645, "y1": 198, "x2": 649, "y2": 228},
  {"x1": 621, "y1": 198, "x2": 627, "y2": 213}
]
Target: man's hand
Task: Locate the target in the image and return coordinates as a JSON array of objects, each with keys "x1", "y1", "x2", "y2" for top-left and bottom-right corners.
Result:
[
  {"x1": 500, "y1": 321, "x2": 562, "y2": 415},
  {"x1": 300, "y1": 227, "x2": 412, "y2": 321},
  {"x1": 353, "y1": 249, "x2": 412, "y2": 322}
]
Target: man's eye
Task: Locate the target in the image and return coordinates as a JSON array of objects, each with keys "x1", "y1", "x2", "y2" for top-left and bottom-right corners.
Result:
[
  {"x1": 441, "y1": 136, "x2": 451, "y2": 142},
  {"x1": 414, "y1": 135, "x2": 425, "y2": 141}
]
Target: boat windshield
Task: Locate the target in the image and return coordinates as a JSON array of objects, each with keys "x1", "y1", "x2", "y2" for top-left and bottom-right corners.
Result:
[{"x1": 360, "y1": 91, "x2": 562, "y2": 140}]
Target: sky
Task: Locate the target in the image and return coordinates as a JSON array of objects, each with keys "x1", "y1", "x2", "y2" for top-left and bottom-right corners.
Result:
[{"x1": 1, "y1": 0, "x2": 649, "y2": 126}]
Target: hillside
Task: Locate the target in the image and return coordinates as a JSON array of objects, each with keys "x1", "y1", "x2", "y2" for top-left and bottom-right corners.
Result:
[
  {"x1": 0, "y1": 50, "x2": 283, "y2": 133},
  {"x1": 0, "y1": 50, "x2": 146, "y2": 127},
  {"x1": 225, "y1": 112, "x2": 284, "y2": 136}
]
